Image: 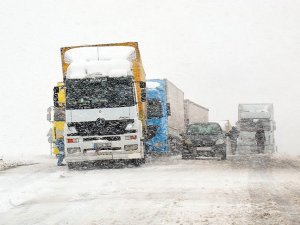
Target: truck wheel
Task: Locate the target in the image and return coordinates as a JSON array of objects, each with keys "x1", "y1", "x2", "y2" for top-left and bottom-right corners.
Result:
[
  {"x1": 182, "y1": 153, "x2": 191, "y2": 160},
  {"x1": 220, "y1": 152, "x2": 226, "y2": 160},
  {"x1": 67, "y1": 162, "x2": 76, "y2": 169},
  {"x1": 132, "y1": 158, "x2": 145, "y2": 167}
]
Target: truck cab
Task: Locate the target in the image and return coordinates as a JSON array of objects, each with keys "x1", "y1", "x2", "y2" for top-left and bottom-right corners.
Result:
[
  {"x1": 236, "y1": 103, "x2": 276, "y2": 154},
  {"x1": 145, "y1": 80, "x2": 170, "y2": 153},
  {"x1": 61, "y1": 43, "x2": 147, "y2": 167}
]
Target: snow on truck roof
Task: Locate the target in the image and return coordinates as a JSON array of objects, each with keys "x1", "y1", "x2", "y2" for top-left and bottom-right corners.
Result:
[
  {"x1": 238, "y1": 103, "x2": 273, "y2": 112},
  {"x1": 64, "y1": 46, "x2": 136, "y2": 79},
  {"x1": 146, "y1": 81, "x2": 161, "y2": 89},
  {"x1": 67, "y1": 60, "x2": 132, "y2": 79}
]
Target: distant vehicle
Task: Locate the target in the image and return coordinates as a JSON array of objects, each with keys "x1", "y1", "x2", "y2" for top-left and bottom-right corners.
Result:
[
  {"x1": 184, "y1": 99, "x2": 209, "y2": 129},
  {"x1": 236, "y1": 103, "x2": 276, "y2": 154},
  {"x1": 210, "y1": 120, "x2": 232, "y2": 133},
  {"x1": 182, "y1": 122, "x2": 227, "y2": 160},
  {"x1": 145, "y1": 79, "x2": 185, "y2": 154}
]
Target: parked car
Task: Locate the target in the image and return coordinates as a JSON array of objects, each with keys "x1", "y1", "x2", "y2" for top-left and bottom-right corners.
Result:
[{"x1": 182, "y1": 122, "x2": 227, "y2": 160}]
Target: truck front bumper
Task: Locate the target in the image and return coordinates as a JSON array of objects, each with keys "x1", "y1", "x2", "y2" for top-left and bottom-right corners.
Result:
[
  {"x1": 182, "y1": 144, "x2": 226, "y2": 158},
  {"x1": 65, "y1": 151, "x2": 144, "y2": 163}
]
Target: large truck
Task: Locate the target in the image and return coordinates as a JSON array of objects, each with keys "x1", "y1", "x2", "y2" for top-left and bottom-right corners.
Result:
[
  {"x1": 59, "y1": 42, "x2": 147, "y2": 167},
  {"x1": 210, "y1": 120, "x2": 232, "y2": 133},
  {"x1": 47, "y1": 82, "x2": 66, "y2": 155},
  {"x1": 145, "y1": 79, "x2": 185, "y2": 153},
  {"x1": 184, "y1": 99, "x2": 209, "y2": 129},
  {"x1": 236, "y1": 103, "x2": 276, "y2": 154}
]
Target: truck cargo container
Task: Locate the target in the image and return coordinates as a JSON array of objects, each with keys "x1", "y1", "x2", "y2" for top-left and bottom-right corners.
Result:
[
  {"x1": 145, "y1": 79, "x2": 184, "y2": 153},
  {"x1": 184, "y1": 99, "x2": 209, "y2": 129},
  {"x1": 210, "y1": 120, "x2": 232, "y2": 133}
]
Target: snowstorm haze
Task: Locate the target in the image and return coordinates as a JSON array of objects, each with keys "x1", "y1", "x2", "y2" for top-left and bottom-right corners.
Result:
[{"x1": 0, "y1": 0, "x2": 299, "y2": 157}]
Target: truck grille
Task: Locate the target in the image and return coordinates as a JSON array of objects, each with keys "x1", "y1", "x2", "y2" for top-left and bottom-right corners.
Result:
[
  {"x1": 67, "y1": 119, "x2": 134, "y2": 136},
  {"x1": 147, "y1": 125, "x2": 158, "y2": 139},
  {"x1": 192, "y1": 140, "x2": 215, "y2": 147},
  {"x1": 83, "y1": 136, "x2": 121, "y2": 141}
]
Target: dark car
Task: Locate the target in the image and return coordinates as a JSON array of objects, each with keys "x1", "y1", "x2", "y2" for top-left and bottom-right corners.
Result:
[{"x1": 182, "y1": 122, "x2": 227, "y2": 160}]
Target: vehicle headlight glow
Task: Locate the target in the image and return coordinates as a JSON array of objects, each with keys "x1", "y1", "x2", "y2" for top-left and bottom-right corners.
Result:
[{"x1": 216, "y1": 139, "x2": 225, "y2": 145}]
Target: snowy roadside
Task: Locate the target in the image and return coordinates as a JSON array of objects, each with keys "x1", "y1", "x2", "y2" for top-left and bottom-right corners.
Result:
[{"x1": 0, "y1": 159, "x2": 35, "y2": 171}]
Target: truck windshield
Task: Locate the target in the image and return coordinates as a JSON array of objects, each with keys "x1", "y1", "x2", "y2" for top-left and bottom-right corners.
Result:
[
  {"x1": 187, "y1": 123, "x2": 222, "y2": 135},
  {"x1": 238, "y1": 118, "x2": 271, "y2": 132},
  {"x1": 147, "y1": 99, "x2": 163, "y2": 119},
  {"x1": 66, "y1": 77, "x2": 135, "y2": 110}
]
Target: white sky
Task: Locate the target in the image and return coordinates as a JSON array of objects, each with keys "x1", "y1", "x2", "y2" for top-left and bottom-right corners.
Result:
[{"x1": 0, "y1": 0, "x2": 299, "y2": 157}]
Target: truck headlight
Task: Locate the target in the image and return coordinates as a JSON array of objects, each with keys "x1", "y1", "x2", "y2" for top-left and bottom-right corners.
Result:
[
  {"x1": 216, "y1": 139, "x2": 225, "y2": 145},
  {"x1": 125, "y1": 135, "x2": 137, "y2": 140},
  {"x1": 124, "y1": 144, "x2": 138, "y2": 151},
  {"x1": 67, "y1": 147, "x2": 81, "y2": 154},
  {"x1": 67, "y1": 138, "x2": 79, "y2": 143}
]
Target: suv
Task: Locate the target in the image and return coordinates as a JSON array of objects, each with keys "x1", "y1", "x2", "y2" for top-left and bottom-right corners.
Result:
[{"x1": 182, "y1": 122, "x2": 227, "y2": 160}]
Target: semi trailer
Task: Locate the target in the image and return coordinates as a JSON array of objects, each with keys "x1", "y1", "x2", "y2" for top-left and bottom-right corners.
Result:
[
  {"x1": 184, "y1": 99, "x2": 209, "y2": 129},
  {"x1": 145, "y1": 79, "x2": 185, "y2": 154}
]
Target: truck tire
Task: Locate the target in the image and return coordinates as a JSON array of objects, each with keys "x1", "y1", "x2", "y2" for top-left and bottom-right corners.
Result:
[
  {"x1": 217, "y1": 151, "x2": 226, "y2": 160},
  {"x1": 67, "y1": 162, "x2": 76, "y2": 169},
  {"x1": 221, "y1": 152, "x2": 226, "y2": 160},
  {"x1": 182, "y1": 153, "x2": 192, "y2": 160},
  {"x1": 132, "y1": 158, "x2": 145, "y2": 167}
]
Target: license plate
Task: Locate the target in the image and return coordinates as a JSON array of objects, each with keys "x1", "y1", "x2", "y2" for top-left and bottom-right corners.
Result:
[
  {"x1": 94, "y1": 142, "x2": 112, "y2": 149},
  {"x1": 196, "y1": 147, "x2": 212, "y2": 151}
]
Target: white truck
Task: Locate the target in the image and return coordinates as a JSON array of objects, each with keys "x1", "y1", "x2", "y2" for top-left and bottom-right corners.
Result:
[
  {"x1": 184, "y1": 99, "x2": 209, "y2": 129},
  {"x1": 236, "y1": 103, "x2": 276, "y2": 154},
  {"x1": 62, "y1": 43, "x2": 147, "y2": 168}
]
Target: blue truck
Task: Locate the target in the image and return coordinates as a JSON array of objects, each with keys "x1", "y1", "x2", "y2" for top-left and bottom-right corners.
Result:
[{"x1": 145, "y1": 79, "x2": 185, "y2": 154}]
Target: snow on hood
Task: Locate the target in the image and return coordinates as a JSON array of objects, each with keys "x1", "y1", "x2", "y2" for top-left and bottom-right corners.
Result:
[
  {"x1": 66, "y1": 60, "x2": 132, "y2": 79},
  {"x1": 146, "y1": 81, "x2": 161, "y2": 89},
  {"x1": 64, "y1": 46, "x2": 136, "y2": 63}
]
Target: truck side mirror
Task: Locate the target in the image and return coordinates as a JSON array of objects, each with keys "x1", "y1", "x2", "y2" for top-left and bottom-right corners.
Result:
[
  {"x1": 47, "y1": 107, "x2": 53, "y2": 122},
  {"x1": 139, "y1": 81, "x2": 146, "y2": 88},
  {"x1": 141, "y1": 89, "x2": 146, "y2": 102},
  {"x1": 167, "y1": 103, "x2": 171, "y2": 116}
]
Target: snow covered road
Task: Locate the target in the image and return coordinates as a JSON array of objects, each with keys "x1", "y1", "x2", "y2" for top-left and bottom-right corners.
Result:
[{"x1": 0, "y1": 154, "x2": 300, "y2": 225}]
